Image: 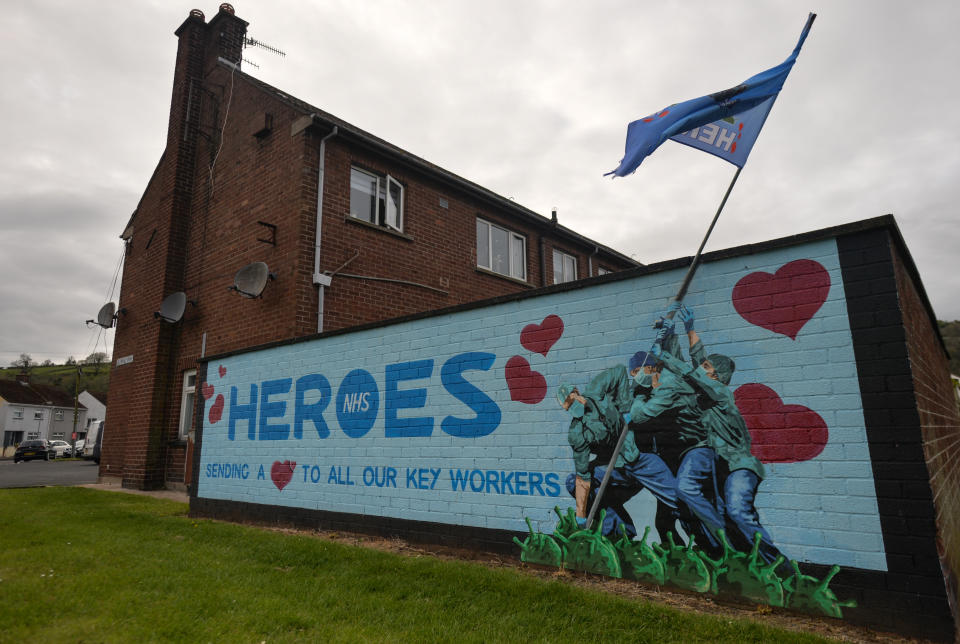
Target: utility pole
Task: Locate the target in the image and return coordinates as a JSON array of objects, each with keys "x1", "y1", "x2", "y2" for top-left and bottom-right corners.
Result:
[{"x1": 72, "y1": 364, "x2": 82, "y2": 456}]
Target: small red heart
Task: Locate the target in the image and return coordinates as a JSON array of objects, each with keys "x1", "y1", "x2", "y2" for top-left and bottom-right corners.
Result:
[
  {"x1": 504, "y1": 356, "x2": 547, "y2": 404},
  {"x1": 208, "y1": 393, "x2": 225, "y2": 424},
  {"x1": 520, "y1": 314, "x2": 564, "y2": 357},
  {"x1": 218, "y1": 365, "x2": 227, "y2": 378},
  {"x1": 271, "y1": 460, "x2": 297, "y2": 491},
  {"x1": 732, "y1": 259, "x2": 830, "y2": 340},
  {"x1": 201, "y1": 383, "x2": 214, "y2": 400},
  {"x1": 734, "y1": 383, "x2": 828, "y2": 463}
]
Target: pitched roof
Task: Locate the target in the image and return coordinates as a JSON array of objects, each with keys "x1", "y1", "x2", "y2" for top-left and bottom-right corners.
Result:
[{"x1": 0, "y1": 379, "x2": 86, "y2": 409}]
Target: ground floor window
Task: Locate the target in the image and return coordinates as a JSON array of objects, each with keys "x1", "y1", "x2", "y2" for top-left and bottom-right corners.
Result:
[{"x1": 179, "y1": 369, "x2": 197, "y2": 439}]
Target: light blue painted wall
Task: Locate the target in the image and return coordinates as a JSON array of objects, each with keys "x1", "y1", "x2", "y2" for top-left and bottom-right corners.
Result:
[{"x1": 197, "y1": 237, "x2": 886, "y2": 571}]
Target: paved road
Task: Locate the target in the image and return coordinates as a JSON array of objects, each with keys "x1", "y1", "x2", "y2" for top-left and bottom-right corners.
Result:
[{"x1": 0, "y1": 458, "x2": 100, "y2": 488}]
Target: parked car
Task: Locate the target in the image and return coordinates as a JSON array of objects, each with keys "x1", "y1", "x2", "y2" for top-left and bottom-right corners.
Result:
[
  {"x1": 13, "y1": 439, "x2": 54, "y2": 463},
  {"x1": 75, "y1": 439, "x2": 85, "y2": 457},
  {"x1": 48, "y1": 440, "x2": 71, "y2": 458}
]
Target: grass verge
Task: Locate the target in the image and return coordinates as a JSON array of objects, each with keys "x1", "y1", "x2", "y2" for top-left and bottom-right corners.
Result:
[{"x1": 0, "y1": 488, "x2": 832, "y2": 643}]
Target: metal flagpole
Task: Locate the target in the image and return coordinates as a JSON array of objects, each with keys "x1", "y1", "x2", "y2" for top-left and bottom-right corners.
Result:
[{"x1": 584, "y1": 166, "x2": 743, "y2": 530}]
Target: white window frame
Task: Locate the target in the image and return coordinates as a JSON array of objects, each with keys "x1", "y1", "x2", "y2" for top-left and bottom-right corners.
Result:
[
  {"x1": 12, "y1": 408, "x2": 23, "y2": 420},
  {"x1": 33, "y1": 410, "x2": 44, "y2": 421},
  {"x1": 552, "y1": 249, "x2": 578, "y2": 284},
  {"x1": 27, "y1": 432, "x2": 40, "y2": 440},
  {"x1": 349, "y1": 166, "x2": 404, "y2": 232},
  {"x1": 178, "y1": 369, "x2": 197, "y2": 439},
  {"x1": 55, "y1": 410, "x2": 64, "y2": 421},
  {"x1": 476, "y1": 218, "x2": 526, "y2": 281},
  {"x1": 52, "y1": 432, "x2": 65, "y2": 440}
]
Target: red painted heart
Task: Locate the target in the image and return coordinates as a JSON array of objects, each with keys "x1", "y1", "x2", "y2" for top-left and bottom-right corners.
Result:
[
  {"x1": 734, "y1": 383, "x2": 828, "y2": 463},
  {"x1": 731, "y1": 259, "x2": 830, "y2": 340},
  {"x1": 208, "y1": 393, "x2": 225, "y2": 424},
  {"x1": 504, "y1": 356, "x2": 547, "y2": 404},
  {"x1": 218, "y1": 365, "x2": 227, "y2": 378},
  {"x1": 201, "y1": 383, "x2": 214, "y2": 400},
  {"x1": 271, "y1": 460, "x2": 297, "y2": 491},
  {"x1": 520, "y1": 314, "x2": 564, "y2": 357}
]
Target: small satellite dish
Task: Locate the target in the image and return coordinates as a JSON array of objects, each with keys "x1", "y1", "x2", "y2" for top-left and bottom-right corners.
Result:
[
  {"x1": 154, "y1": 292, "x2": 188, "y2": 323},
  {"x1": 86, "y1": 302, "x2": 125, "y2": 328},
  {"x1": 96, "y1": 302, "x2": 116, "y2": 328},
  {"x1": 229, "y1": 261, "x2": 275, "y2": 298}
]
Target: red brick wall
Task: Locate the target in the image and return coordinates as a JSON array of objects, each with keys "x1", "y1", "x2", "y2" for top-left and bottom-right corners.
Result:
[
  {"x1": 103, "y1": 9, "x2": 634, "y2": 490},
  {"x1": 892, "y1": 244, "x2": 960, "y2": 625}
]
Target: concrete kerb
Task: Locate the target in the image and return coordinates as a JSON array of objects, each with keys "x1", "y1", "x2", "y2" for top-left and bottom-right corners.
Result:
[{"x1": 77, "y1": 481, "x2": 189, "y2": 504}]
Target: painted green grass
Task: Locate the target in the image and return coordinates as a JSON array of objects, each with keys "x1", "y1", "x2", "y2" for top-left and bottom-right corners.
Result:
[{"x1": 0, "y1": 488, "x2": 832, "y2": 643}]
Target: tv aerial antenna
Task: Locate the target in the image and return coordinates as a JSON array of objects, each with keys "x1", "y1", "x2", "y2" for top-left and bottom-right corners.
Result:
[{"x1": 243, "y1": 35, "x2": 286, "y2": 69}]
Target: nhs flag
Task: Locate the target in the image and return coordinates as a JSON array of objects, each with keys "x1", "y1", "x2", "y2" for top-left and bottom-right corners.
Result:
[{"x1": 669, "y1": 96, "x2": 776, "y2": 168}]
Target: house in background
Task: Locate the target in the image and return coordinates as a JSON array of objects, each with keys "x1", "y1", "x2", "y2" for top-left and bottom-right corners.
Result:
[
  {"x1": 0, "y1": 376, "x2": 87, "y2": 457},
  {"x1": 102, "y1": 4, "x2": 638, "y2": 491}
]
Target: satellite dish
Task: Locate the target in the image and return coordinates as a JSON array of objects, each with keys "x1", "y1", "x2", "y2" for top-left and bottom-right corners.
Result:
[
  {"x1": 86, "y1": 302, "x2": 117, "y2": 328},
  {"x1": 154, "y1": 292, "x2": 187, "y2": 323},
  {"x1": 96, "y1": 302, "x2": 116, "y2": 328},
  {"x1": 229, "y1": 261, "x2": 275, "y2": 298}
]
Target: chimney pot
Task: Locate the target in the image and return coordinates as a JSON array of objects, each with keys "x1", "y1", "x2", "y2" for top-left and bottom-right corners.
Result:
[
  {"x1": 189, "y1": 9, "x2": 205, "y2": 20},
  {"x1": 219, "y1": 3, "x2": 235, "y2": 14}
]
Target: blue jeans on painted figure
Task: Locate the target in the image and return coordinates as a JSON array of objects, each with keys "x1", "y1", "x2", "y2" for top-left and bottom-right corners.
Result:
[
  {"x1": 565, "y1": 453, "x2": 677, "y2": 539},
  {"x1": 676, "y1": 447, "x2": 725, "y2": 553},
  {"x1": 724, "y1": 469, "x2": 785, "y2": 567}
]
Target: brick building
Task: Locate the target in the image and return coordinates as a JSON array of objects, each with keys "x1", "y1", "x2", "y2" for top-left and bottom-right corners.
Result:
[{"x1": 101, "y1": 5, "x2": 637, "y2": 490}]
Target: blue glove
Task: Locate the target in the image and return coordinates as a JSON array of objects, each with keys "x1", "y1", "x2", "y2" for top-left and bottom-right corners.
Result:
[
  {"x1": 576, "y1": 516, "x2": 587, "y2": 528},
  {"x1": 651, "y1": 326, "x2": 670, "y2": 357},
  {"x1": 678, "y1": 305, "x2": 695, "y2": 332}
]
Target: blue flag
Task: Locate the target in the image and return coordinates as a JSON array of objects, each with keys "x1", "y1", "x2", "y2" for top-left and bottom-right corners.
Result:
[{"x1": 607, "y1": 13, "x2": 815, "y2": 177}]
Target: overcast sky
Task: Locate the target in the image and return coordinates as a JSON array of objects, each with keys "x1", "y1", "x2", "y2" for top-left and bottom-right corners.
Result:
[{"x1": 2, "y1": 0, "x2": 958, "y2": 366}]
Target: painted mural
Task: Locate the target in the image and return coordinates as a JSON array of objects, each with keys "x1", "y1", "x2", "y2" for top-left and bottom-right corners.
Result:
[{"x1": 197, "y1": 238, "x2": 879, "y2": 618}]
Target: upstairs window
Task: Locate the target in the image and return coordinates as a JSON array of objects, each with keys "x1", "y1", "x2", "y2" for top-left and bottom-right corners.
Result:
[
  {"x1": 55, "y1": 410, "x2": 64, "y2": 421},
  {"x1": 13, "y1": 408, "x2": 23, "y2": 420},
  {"x1": 350, "y1": 167, "x2": 404, "y2": 232},
  {"x1": 476, "y1": 218, "x2": 526, "y2": 281},
  {"x1": 34, "y1": 411, "x2": 44, "y2": 421},
  {"x1": 553, "y1": 249, "x2": 578, "y2": 284}
]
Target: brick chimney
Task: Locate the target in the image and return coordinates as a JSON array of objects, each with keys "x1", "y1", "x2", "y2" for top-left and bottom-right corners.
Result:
[{"x1": 106, "y1": 5, "x2": 251, "y2": 490}]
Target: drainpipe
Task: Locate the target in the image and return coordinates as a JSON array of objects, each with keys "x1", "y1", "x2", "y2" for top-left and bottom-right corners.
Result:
[
  {"x1": 312, "y1": 122, "x2": 339, "y2": 333},
  {"x1": 588, "y1": 245, "x2": 599, "y2": 277}
]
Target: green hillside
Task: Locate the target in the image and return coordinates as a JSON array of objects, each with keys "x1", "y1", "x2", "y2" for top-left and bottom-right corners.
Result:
[{"x1": 0, "y1": 363, "x2": 110, "y2": 401}]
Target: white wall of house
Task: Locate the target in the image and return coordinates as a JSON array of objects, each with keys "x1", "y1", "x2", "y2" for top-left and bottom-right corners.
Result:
[{"x1": 0, "y1": 402, "x2": 87, "y2": 457}]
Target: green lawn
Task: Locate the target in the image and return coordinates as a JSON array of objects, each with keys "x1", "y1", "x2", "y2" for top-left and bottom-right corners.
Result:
[{"x1": 0, "y1": 488, "x2": 832, "y2": 643}]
